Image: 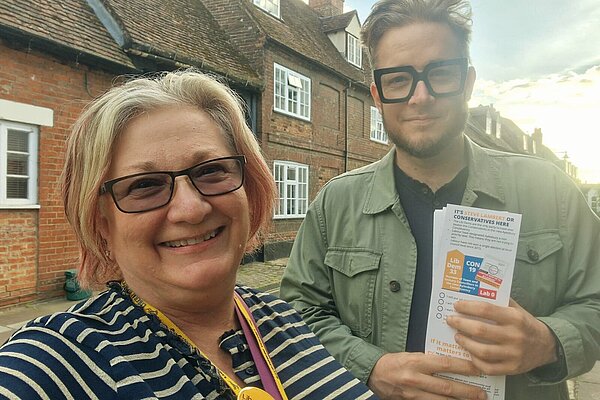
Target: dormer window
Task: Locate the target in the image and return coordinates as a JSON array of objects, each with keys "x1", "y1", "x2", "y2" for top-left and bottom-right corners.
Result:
[
  {"x1": 347, "y1": 33, "x2": 362, "y2": 68},
  {"x1": 253, "y1": 0, "x2": 280, "y2": 18}
]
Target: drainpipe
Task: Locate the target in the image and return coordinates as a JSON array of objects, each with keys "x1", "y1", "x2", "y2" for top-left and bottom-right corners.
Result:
[{"x1": 344, "y1": 80, "x2": 351, "y2": 172}]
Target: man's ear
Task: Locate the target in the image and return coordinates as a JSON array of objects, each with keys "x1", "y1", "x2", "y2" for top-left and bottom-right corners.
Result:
[
  {"x1": 370, "y1": 81, "x2": 383, "y2": 112},
  {"x1": 464, "y1": 66, "x2": 477, "y2": 101}
]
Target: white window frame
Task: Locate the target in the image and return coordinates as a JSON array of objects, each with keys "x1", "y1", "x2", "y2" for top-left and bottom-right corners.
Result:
[
  {"x1": 370, "y1": 106, "x2": 388, "y2": 144},
  {"x1": 522, "y1": 135, "x2": 528, "y2": 151},
  {"x1": 591, "y1": 196, "x2": 599, "y2": 214},
  {"x1": 273, "y1": 161, "x2": 308, "y2": 219},
  {"x1": 274, "y1": 63, "x2": 311, "y2": 121},
  {"x1": 347, "y1": 33, "x2": 362, "y2": 68},
  {"x1": 0, "y1": 120, "x2": 39, "y2": 207},
  {"x1": 253, "y1": 0, "x2": 280, "y2": 18}
]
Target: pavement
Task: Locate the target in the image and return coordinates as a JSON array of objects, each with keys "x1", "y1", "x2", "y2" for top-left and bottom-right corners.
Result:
[{"x1": 1, "y1": 257, "x2": 598, "y2": 399}]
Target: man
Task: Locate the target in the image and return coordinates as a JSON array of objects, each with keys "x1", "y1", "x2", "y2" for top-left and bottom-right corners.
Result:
[{"x1": 280, "y1": 0, "x2": 600, "y2": 399}]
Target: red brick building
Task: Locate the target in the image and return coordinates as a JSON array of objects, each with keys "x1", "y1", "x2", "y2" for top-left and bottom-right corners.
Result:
[
  {"x1": 0, "y1": 0, "x2": 563, "y2": 309},
  {"x1": 0, "y1": 0, "x2": 388, "y2": 308}
]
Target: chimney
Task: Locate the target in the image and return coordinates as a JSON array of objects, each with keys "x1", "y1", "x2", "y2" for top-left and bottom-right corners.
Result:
[
  {"x1": 309, "y1": 0, "x2": 344, "y2": 17},
  {"x1": 532, "y1": 127, "x2": 543, "y2": 145}
]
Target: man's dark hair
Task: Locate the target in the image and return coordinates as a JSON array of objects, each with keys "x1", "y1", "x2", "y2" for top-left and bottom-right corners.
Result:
[{"x1": 362, "y1": 0, "x2": 473, "y2": 68}]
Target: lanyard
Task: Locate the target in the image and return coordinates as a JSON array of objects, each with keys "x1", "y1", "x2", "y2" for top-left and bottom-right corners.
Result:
[
  {"x1": 124, "y1": 283, "x2": 287, "y2": 400},
  {"x1": 233, "y1": 293, "x2": 287, "y2": 400}
]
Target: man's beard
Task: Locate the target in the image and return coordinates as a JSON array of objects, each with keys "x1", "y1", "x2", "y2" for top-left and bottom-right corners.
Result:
[{"x1": 383, "y1": 106, "x2": 469, "y2": 159}]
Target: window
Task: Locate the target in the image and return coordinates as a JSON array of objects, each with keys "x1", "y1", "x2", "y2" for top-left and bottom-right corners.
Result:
[
  {"x1": 253, "y1": 0, "x2": 280, "y2": 18},
  {"x1": 591, "y1": 195, "x2": 599, "y2": 214},
  {"x1": 370, "y1": 107, "x2": 388, "y2": 144},
  {"x1": 495, "y1": 120, "x2": 502, "y2": 139},
  {"x1": 274, "y1": 63, "x2": 311, "y2": 121},
  {"x1": 347, "y1": 33, "x2": 362, "y2": 68},
  {"x1": 522, "y1": 135, "x2": 528, "y2": 151},
  {"x1": 1, "y1": 120, "x2": 38, "y2": 206},
  {"x1": 274, "y1": 161, "x2": 308, "y2": 218}
]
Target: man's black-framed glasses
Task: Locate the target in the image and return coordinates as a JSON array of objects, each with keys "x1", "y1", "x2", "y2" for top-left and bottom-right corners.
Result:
[
  {"x1": 99, "y1": 155, "x2": 246, "y2": 213},
  {"x1": 374, "y1": 58, "x2": 469, "y2": 103}
]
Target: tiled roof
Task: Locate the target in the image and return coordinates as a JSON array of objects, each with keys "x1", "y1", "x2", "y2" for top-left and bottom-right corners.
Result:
[
  {"x1": 246, "y1": 0, "x2": 369, "y2": 86},
  {"x1": 465, "y1": 119, "x2": 513, "y2": 152},
  {"x1": 0, "y1": 0, "x2": 135, "y2": 69},
  {"x1": 321, "y1": 10, "x2": 357, "y2": 33},
  {"x1": 103, "y1": 0, "x2": 261, "y2": 88}
]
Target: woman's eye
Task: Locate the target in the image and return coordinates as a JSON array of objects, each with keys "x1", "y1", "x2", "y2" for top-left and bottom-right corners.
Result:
[
  {"x1": 194, "y1": 164, "x2": 227, "y2": 178},
  {"x1": 126, "y1": 178, "x2": 167, "y2": 196}
]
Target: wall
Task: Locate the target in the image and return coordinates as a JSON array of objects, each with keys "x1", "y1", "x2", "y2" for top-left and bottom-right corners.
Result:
[
  {"x1": 260, "y1": 48, "x2": 388, "y2": 254},
  {"x1": 0, "y1": 39, "x2": 116, "y2": 308}
]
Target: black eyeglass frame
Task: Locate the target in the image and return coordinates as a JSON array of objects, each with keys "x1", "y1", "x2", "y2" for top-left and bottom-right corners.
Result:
[
  {"x1": 99, "y1": 155, "x2": 246, "y2": 214},
  {"x1": 373, "y1": 58, "x2": 469, "y2": 104}
]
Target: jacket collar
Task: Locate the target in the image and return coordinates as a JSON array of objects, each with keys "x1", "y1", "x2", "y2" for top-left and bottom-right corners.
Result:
[
  {"x1": 363, "y1": 148, "x2": 400, "y2": 215},
  {"x1": 362, "y1": 136, "x2": 506, "y2": 215},
  {"x1": 463, "y1": 137, "x2": 506, "y2": 206}
]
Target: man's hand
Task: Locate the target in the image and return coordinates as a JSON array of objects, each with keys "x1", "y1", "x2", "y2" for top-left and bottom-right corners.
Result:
[
  {"x1": 447, "y1": 298, "x2": 558, "y2": 376},
  {"x1": 367, "y1": 352, "x2": 487, "y2": 400}
]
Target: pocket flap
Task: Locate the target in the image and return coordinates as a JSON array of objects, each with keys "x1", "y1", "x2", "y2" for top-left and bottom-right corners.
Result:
[
  {"x1": 325, "y1": 249, "x2": 381, "y2": 277},
  {"x1": 516, "y1": 230, "x2": 563, "y2": 264}
]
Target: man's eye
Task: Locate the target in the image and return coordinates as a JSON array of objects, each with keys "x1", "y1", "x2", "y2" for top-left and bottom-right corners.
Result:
[{"x1": 384, "y1": 74, "x2": 412, "y2": 87}]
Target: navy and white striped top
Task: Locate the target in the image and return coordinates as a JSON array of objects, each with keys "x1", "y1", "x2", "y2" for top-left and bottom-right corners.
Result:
[{"x1": 0, "y1": 283, "x2": 376, "y2": 399}]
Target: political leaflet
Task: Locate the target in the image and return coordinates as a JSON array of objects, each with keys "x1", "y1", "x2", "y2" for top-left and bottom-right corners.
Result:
[{"x1": 426, "y1": 204, "x2": 522, "y2": 400}]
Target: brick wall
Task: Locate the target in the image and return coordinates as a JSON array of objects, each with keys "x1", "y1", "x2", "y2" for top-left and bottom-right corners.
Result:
[
  {"x1": 261, "y1": 49, "x2": 389, "y2": 245},
  {"x1": 0, "y1": 39, "x2": 116, "y2": 308}
]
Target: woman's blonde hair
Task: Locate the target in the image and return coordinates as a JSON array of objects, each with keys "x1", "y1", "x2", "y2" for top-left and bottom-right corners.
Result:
[{"x1": 61, "y1": 69, "x2": 275, "y2": 288}]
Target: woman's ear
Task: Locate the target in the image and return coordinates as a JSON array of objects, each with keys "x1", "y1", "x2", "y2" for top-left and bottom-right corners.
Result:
[{"x1": 97, "y1": 198, "x2": 111, "y2": 246}]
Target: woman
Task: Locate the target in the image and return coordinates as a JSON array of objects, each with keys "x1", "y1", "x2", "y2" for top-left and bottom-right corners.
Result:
[{"x1": 0, "y1": 70, "x2": 376, "y2": 399}]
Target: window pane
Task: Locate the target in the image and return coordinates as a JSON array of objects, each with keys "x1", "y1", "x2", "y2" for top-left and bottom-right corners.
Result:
[
  {"x1": 7, "y1": 153, "x2": 29, "y2": 175},
  {"x1": 7, "y1": 129, "x2": 28, "y2": 152},
  {"x1": 7, "y1": 177, "x2": 28, "y2": 199},
  {"x1": 287, "y1": 167, "x2": 296, "y2": 181}
]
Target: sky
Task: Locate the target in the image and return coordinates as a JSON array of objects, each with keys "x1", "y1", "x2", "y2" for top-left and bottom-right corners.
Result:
[{"x1": 341, "y1": 0, "x2": 600, "y2": 183}]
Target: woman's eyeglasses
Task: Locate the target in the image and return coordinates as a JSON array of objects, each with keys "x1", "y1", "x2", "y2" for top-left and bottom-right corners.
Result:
[{"x1": 99, "y1": 155, "x2": 246, "y2": 213}]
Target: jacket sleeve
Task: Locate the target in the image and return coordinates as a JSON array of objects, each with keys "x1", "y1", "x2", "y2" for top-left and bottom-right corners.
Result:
[
  {"x1": 280, "y1": 195, "x2": 385, "y2": 384},
  {"x1": 532, "y1": 178, "x2": 600, "y2": 383}
]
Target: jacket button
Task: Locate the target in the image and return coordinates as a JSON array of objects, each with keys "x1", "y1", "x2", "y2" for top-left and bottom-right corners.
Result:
[
  {"x1": 527, "y1": 249, "x2": 539, "y2": 262},
  {"x1": 389, "y1": 280, "x2": 401, "y2": 292}
]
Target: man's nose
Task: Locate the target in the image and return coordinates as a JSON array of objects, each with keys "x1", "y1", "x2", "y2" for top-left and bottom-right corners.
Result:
[{"x1": 408, "y1": 79, "x2": 434, "y2": 104}]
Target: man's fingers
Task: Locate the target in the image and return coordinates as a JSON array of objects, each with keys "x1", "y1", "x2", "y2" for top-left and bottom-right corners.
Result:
[
  {"x1": 453, "y1": 300, "x2": 512, "y2": 322},
  {"x1": 418, "y1": 354, "x2": 481, "y2": 376},
  {"x1": 410, "y1": 373, "x2": 487, "y2": 400},
  {"x1": 447, "y1": 315, "x2": 511, "y2": 343},
  {"x1": 455, "y1": 333, "x2": 515, "y2": 362}
]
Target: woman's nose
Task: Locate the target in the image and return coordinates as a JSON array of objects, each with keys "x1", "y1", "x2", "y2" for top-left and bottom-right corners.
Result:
[{"x1": 166, "y1": 176, "x2": 212, "y2": 223}]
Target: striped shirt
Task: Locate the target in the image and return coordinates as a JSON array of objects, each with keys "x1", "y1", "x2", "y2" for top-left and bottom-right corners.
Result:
[{"x1": 0, "y1": 283, "x2": 376, "y2": 399}]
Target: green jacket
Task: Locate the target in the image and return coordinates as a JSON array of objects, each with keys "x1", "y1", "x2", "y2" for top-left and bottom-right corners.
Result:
[{"x1": 280, "y1": 138, "x2": 600, "y2": 400}]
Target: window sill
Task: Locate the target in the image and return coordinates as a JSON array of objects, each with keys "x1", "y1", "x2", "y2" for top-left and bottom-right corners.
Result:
[
  {"x1": 273, "y1": 215, "x2": 306, "y2": 220},
  {"x1": 0, "y1": 204, "x2": 41, "y2": 210},
  {"x1": 370, "y1": 138, "x2": 389, "y2": 145},
  {"x1": 273, "y1": 108, "x2": 311, "y2": 123}
]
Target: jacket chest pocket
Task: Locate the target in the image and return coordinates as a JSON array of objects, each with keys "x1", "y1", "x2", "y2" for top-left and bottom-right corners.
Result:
[
  {"x1": 512, "y1": 230, "x2": 563, "y2": 313},
  {"x1": 325, "y1": 249, "x2": 382, "y2": 339}
]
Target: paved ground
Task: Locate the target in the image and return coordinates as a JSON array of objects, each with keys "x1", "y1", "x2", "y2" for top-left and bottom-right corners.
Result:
[
  {"x1": 0, "y1": 257, "x2": 598, "y2": 399},
  {"x1": 0, "y1": 258, "x2": 288, "y2": 344}
]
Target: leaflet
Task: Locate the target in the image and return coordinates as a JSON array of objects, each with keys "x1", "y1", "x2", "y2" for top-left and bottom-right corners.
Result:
[{"x1": 426, "y1": 204, "x2": 522, "y2": 400}]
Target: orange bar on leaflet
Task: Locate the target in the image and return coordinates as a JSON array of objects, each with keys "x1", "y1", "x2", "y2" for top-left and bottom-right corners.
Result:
[{"x1": 442, "y1": 249, "x2": 464, "y2": 291}]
